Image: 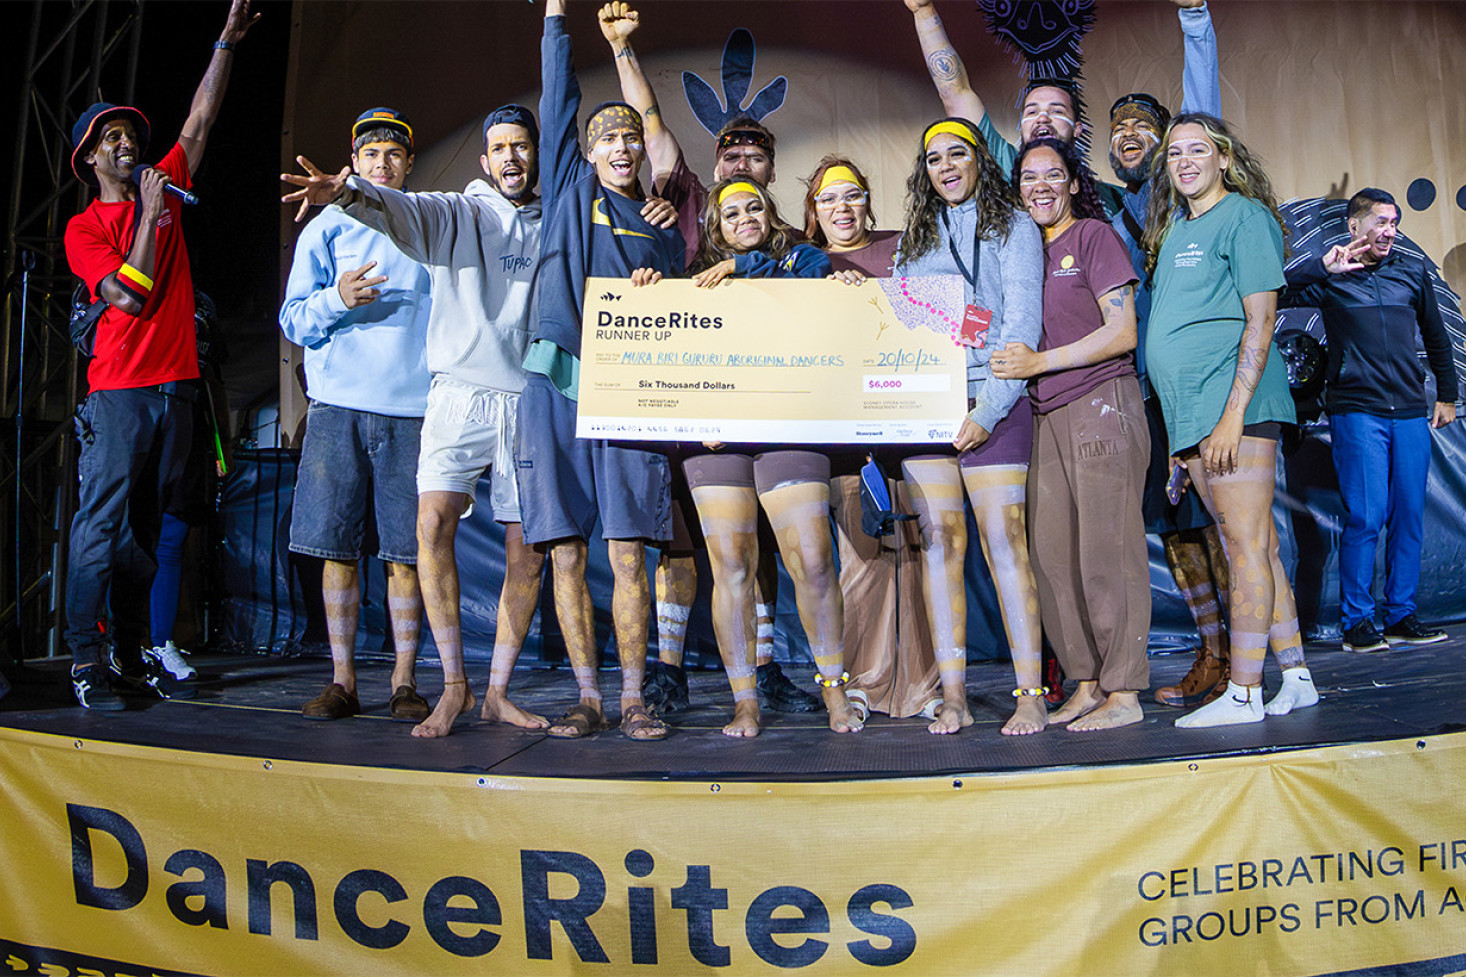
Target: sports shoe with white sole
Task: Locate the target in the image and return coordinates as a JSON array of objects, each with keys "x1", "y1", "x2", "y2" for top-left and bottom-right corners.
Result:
[{"x1": 150, "y1": 641, "x2": 197, "y2": 680}]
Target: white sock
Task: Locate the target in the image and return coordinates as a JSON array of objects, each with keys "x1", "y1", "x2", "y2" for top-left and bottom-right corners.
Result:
[
  {"x1": 1264, "y1": 666, "x2": 1319, "y2": 716},
  {"x1": 1176, "y1": 681, "x2": 1265, "y2": 729}
]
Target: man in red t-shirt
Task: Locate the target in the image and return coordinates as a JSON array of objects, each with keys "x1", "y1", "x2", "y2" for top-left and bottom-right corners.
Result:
[{"x1": 62, "y1": 0, "x2": 259, "y2": 710}]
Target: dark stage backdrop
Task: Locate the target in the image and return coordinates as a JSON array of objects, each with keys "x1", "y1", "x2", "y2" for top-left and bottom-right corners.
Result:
[{"x1": 227, "y1": 1, "x2": 1466, "y2": 664}]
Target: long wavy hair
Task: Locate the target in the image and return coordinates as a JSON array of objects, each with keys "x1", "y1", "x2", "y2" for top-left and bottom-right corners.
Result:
[
  {"x1": 801, "y1": 155, "x2": 877, "y2": 247},
  {"x1": 1012, "y1": 137, "x2": 1106, "y2": 224},
  {"x1": 691, "y1": 178, "x2": 804, "y2": 273},
  {"x1": 897, "y1": 118, "x2": 1019, "y2": 266},
  {"x1": 1141, "y1": 112, "x2": 1288, "y2": 277}
]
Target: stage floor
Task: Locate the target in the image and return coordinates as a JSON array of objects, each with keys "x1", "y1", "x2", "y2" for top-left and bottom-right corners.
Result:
[{"x1": 4, "y1": 632, "x2": 1462, "y2": 782}]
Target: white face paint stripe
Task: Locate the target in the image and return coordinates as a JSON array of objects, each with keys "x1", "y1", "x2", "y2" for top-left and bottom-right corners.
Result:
[{"x1": 658, "y1": 602, "x2": 692, "y2": 624}]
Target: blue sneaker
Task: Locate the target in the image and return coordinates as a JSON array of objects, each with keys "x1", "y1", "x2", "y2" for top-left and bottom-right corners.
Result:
[{"x1": 72, "y1": 664, "x2": 125, "y2": 711}]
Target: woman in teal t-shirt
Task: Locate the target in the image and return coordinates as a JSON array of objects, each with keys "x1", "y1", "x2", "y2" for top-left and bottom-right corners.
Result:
[{"x1": 1142, "y1": 113, "x2": 1319, "y2": 729}]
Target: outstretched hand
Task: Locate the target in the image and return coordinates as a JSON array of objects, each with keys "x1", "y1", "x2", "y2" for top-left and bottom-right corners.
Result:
[
  {"x1": 281, "y1": 156, "x2": 350, "y2": 223},
  {"x1": 904, "y1": 0, "x2": 934, "y2": 11},
  {"x1": 221, "y1": 0, "x2": 261, "y2": 43},
  {"x1": 598, "y1": 2, "x2": 640, "y2": 43},
  {"x1": 1323, "y1": 235, "x2": 1370, "y2": 275}
]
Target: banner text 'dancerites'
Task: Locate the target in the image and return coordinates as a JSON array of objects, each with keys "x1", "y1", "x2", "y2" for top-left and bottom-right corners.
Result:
[{"x1": 67, "y1": 803, "x2": 918, "y2": 967}]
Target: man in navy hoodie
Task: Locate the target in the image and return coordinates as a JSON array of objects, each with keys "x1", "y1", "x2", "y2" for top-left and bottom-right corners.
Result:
[
  {"x1": 518, "y1": 0, "x2": 684, "y2": 740},
  {"x1": 1283, "y1": 188, "x2": 1459, "y2": 653}
]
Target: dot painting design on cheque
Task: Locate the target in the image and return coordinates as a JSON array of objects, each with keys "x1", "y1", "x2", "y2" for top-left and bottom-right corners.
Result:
[{"x1": 882, "y1": 277, "x2": 968, "y2": 347}]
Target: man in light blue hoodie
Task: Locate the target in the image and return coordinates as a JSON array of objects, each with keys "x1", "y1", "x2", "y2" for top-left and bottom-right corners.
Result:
[{"x1": 280, "y1": 108, "x2": 433, "y2": 723}]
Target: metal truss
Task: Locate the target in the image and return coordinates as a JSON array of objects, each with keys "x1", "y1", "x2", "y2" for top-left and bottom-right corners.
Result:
[{"x1": 3, "y1": 0, "x2": 144, "y2": 661}]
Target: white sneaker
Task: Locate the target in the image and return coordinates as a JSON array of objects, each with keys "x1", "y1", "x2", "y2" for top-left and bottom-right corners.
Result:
[{"x1": 151, "y1": 641, "x2": 196, "y2": 680}]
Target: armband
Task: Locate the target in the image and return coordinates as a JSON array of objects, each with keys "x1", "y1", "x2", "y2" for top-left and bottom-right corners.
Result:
[
  {"x1": 214, "y1": 40, "x2": 236, "y2": 52},
  {"x1": 116, "y1": 263, "x2": 153, "y2": 303}
]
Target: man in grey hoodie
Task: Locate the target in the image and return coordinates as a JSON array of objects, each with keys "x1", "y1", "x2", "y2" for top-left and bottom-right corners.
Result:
[{"x1": 284, "y1": 105, "x2": 551, "y2": 737}]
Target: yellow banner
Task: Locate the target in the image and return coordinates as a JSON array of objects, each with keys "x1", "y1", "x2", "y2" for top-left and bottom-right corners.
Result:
[
  {"x1": 576, "y1": 275, "x2": 968, "y2": 444},
  {"x1": 3, "y1": 726, "x2": 1465, "y2": 975}
]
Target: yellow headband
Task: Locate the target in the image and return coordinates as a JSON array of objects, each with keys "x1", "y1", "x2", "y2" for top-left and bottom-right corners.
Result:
[
  {"x1": 922, "y1": 120, "x2": 979, "y2": 150},
  {"x1": 816, "y1": 165, "x2": 863, "y2": 195},
  {"x1": 717, "y1": 180, "x2": 762, "y2": 206}
]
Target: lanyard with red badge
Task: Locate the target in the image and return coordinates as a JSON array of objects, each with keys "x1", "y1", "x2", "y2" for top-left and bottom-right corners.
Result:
[{"x1": 941, "y1": 209, "x2": 993, "y2": 348}]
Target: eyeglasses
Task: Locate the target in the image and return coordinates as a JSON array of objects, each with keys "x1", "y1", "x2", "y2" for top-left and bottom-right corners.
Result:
[
  {"x1": 1018, "y1": 172, "x2": 1070, "y2": 187},
  {"x1": 814, "y1": 190, "x2": 868, "y2": 209}
]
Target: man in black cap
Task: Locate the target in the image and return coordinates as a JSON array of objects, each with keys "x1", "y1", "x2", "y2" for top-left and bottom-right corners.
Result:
[
  {"x1": 62, "y1": 0, "x2": 259, "y2": 710},
  {"x1": 279, "y1": 108, "x2": 433, "y2": 723}
]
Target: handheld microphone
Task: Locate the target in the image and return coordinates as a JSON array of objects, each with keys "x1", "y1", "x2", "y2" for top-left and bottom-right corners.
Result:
[{"x1": 132, "y1": 166, "x2": 200, "y2": 206}]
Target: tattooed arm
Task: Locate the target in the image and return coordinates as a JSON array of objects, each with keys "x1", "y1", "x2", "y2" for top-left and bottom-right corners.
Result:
[
  {"x1": 904, "y1": 0, "x2": 986, "y2": 125},
  {"x1": 1204, "y1": 289, "x2": 1277, "y2": 476},
  {"x1": 599, "y1": 2, "x2": 683, "y2": 187},
  {"x1": 179, "y1": 0, "x2": 260, "y2": 176},
  {"x1": 992, "y1": 282, "x2": 1138, "y2": 380}
]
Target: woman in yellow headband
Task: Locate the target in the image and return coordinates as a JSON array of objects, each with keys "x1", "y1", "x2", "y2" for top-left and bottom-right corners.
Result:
[
  {"x1": 798, "y1": 156, "x2": 940, "y2": 727},
  {"x1": 886, "y1": 117, "x2": 1049, "y2": 737},
  {"x1": 673, "y1": 178, "x2": 865, "y2": 737}
]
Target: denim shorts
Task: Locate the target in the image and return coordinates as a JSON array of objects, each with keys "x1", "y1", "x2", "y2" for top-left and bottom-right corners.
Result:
[{"x1": 290, "y1": 402, "x2": 422, "y2": 564}]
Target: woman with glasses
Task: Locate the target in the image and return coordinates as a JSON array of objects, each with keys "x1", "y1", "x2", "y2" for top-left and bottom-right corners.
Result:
[
  {"x1": 799, "y1": 157, "x2": 940, "y2": 725},
  {"x1": 1141, "y1": 113, "x2": 1319, "y2": 727},
  {"x1": 892, "y1": 119, "x2": 1046, "y2": 736},
  {"x1": 991, "y1": 138, "x2": 1151, "y2": 731}
]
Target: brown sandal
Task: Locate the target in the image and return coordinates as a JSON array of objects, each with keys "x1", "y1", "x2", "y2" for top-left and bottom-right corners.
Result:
[
  {"x1": 388, "y1": 685, "x2": 431, "y2": 722},
  {"x1": 620, "y1": 704, "x2": 669, "y2": 741},
  {"x1": 546, "y1": 703, "x2": 609, "y2": 739}
]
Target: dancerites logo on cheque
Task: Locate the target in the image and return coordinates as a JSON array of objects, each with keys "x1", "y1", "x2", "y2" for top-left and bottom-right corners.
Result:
[{"x1": 63, "y1": 804, "x2": 918, "y2": 967}]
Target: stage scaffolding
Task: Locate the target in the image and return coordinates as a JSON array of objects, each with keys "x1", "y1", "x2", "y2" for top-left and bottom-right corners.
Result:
[{"x1": 2, "y1": 0, "x2": 145, "y2": 662}]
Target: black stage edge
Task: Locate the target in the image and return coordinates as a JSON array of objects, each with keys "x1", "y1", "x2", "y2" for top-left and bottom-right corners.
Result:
[{"x1": 2, "y1": 634, "x2": 1463, "y2": 782}]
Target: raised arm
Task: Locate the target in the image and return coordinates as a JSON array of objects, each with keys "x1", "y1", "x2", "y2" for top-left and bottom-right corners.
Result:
[
  {"x1": 599, "y1": 3, "x2": 683, "y2": 187},
  {"x1": 178, "y1": 0, "x2": 260, "y2": 176},
  {"x1": 905, "y1": 0, "x2": 986, "y2": 126},
  {"x1": 1175, "y1": 0, "x2": 1221, "y2": 117},
  {"x1": 541, "y1": 0, "x2": 590, "y2": 208}
]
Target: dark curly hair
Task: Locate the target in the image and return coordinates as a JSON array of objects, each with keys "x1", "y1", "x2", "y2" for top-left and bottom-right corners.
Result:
[
  {"x1": 897, "y1": 117, "x2": 1019, "y2": 266},
  {"x1": 1012, "y1": 137, "x2": 1106, "y2": 223}
]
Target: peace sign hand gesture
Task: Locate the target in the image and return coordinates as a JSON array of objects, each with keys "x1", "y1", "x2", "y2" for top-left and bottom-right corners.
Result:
[
  {"x1": 1322, "y1": 235, "x2": 1371, "y2": 275},
  {"x1": 281, "y1": 155, "x2": 350, "y2": 223}
]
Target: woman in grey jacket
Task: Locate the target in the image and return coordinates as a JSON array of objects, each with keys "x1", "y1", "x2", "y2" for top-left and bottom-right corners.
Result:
[{"x1": 893, "y1": 118, "x2": 1046, "y2": 736}]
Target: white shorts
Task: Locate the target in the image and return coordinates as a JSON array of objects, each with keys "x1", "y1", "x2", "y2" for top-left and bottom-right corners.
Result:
[{"x1": 417, "y1": 375, "x2": 522, "y2": 523}]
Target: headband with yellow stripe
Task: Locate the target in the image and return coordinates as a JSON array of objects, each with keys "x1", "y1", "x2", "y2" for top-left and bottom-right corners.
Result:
[
  {"x1": 717, "y1": 181, "x2": 762, "y2": 206},
  {"x1": 816, "y1": 164, "x2": 864, "y2": 195},
  {"x1": 922, "y1": 120, "x2": 979, "y2": 151}
]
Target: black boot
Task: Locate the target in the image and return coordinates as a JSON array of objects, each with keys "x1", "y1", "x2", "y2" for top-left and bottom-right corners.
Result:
[
  {"x1": 643, "y1": 660, "x2": 690, "y2": 716},
  {"x1": 756, "y1": 661, "x2": 823, "y2": 713}
]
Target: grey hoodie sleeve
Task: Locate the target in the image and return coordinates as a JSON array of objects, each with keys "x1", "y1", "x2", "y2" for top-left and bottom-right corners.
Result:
[
  {"x1": 968, "y1": 214, "x2": 1043, "y2": 433},
  {"x1": 338, "y1": 176, "x2": 455, "y2": 267}
]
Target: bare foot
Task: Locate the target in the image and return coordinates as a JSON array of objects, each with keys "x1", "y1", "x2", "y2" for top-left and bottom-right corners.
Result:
[
  {"x1": 824, "y1": 687, "x2": 864, "y2": 733},
  {"x1": 927, "y1": 695, "x2": 973, "y2": 734},
  {"x1": 1047, "y1": 680, "x2": 1103, "y2": 725},
  {"x1": 411, "y1": 681, "x2": 476, "y2": 738},
  {"x1": 1001, "y1": 695, "x2": 1047, "y2": 735},
  {"x1": 480, "y1": 689, "x2": 549, "y2": 729},
  {"x1": 722, "y1": 699, "x2": 762, "y2": 738},
  {"x1": 1068, "y1": 692, "x2": 1143, "y2": 732}
]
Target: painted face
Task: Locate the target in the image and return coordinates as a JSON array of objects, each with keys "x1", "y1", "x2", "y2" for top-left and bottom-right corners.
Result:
[
  {"x1": 1019, "y1": 86, "x2": 1079, "y2": 145},
  {"x1": 1017, "y1": 146, "x2": 1076, "y2": 231},
  {"x1": 88, "y1": 119, "x2": 140, "y2": 183},
  {"x1": 1108, "y1": 115, "x2": 1161, "y2": 183},
  {"x1": 1349, "y1": 202, "x2": 1400, "y2": 264},
  {"x1": 481, "y1": 123, "x2": 537, "y2": 202},
  {"x1": 1165, "y1": 122, "x2": 1228, "y2": 207},
  {"x1": 352, "y1": 140, "x2": 413, "y2": 190},
  {"x1": 714, "y1": 145, "x2": 773, "y2": 185},
  {"x1": 813, "y1": 181, "x2": 870, "y2": 250},
  {"x1": 588, "y1": 123, "x2": 645, "y2": 195},
  {"x1": 719, "y1": 191, "x2": 772, "y2": 251},
  {"x1": 925, "y1": 133, "x2": 979, "y2": 206}
]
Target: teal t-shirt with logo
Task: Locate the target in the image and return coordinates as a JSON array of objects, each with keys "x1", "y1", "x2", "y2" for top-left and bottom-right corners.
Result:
[{"x1": 1145, "y1": 192, "x2": 1295, "y2": 451}]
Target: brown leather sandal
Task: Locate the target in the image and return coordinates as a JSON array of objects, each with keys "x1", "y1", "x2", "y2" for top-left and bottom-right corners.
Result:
[
  {"x1": 546, "y1": 703, "x2": 609, "y2": 739},
  {"x1": 619, "y1": 704, "x2": 670, "y2": 741}
]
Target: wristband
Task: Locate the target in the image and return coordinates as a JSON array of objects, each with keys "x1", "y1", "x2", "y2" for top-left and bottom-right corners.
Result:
[
  {"x1": 214, "y1": 40, "x2": 236, "y2": 52},
  {"x1": 117, "y1": 263, "x2": 154, "y2": 295}
]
